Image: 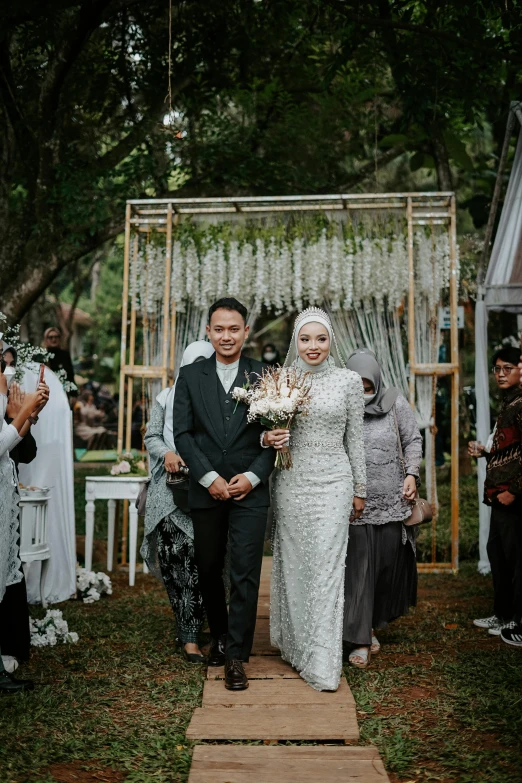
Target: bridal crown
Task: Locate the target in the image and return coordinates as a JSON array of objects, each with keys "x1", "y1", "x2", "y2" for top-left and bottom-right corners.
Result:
[{"x1": 293, "y1": 307, "x2": 332, "y2": 331}]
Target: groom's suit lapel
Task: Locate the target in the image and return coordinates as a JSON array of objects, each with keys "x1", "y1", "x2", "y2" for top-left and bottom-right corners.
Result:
[
  {"x1": 199, "y1": 357, "x2": 225, "y2": 444},
  {"x1": 226, "y1": 355, "x2": 251, "y2": 446}
]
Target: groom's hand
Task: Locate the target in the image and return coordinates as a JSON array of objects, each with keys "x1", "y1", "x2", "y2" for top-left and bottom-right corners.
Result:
[
  {"x1": 227, "y1": 474, "x2": 253, "y2": 501},
  {"x1": 208, "y1": 476, "x2": 231, "y2": 501}
]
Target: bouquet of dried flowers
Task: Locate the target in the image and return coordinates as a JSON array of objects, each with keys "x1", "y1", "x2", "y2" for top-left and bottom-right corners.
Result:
[{"x1": 232, "y1": 366, "x2": 312, "y2": 469}]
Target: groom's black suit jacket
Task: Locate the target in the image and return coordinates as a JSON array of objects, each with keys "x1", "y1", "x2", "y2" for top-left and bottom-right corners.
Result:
[{"x1": 173, "y1": 355, "x2": 275, "y2": 510}]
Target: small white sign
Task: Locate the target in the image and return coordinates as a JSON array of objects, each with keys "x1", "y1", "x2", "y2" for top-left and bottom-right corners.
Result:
[{"x1": 438, "y1": 306, "x2": 464, "y2": 330}]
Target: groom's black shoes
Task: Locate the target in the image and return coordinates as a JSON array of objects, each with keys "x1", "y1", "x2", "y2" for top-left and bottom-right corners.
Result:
[
  {"x1": 224, "y1": 659, "x2": 248, "y2": 690},
  {"x1": 207, "y1": 634, "x2": 227, "y2": 666}
]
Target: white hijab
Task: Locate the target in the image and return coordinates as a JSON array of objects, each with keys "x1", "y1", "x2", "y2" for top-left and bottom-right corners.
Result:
[
  {"x1": 156, "y1": 340, "x2": 214, "y2": 452},
  {"x1": 284, "y1": 307, "x2": 345, "y2": 369}
]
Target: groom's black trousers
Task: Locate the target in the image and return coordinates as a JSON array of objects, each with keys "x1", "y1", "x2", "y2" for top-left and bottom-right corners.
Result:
[{"x1": 191, "y1": 502, "x2": 268, "y2": 661}]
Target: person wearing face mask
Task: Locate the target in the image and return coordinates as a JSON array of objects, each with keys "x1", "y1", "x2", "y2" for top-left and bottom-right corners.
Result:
[
  {"x1": 267, "y1": 308, "x2": 367, "y2": 692},
  {"x1": 261, "y1": 343, "x2": 280, "y2": 367},
  {"x1": 343, "y1": 349, "x2": 422, "y2": 668}
]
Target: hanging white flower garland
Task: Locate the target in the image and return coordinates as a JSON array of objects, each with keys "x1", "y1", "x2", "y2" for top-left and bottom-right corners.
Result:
[{"x1": 130, "y1": 227, "x2": 455, "y2": 315}]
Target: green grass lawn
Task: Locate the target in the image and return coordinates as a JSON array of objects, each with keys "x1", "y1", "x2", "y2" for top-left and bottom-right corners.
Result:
[
  {"x1": 1, "y1": 564, "x2": 521, "y2": 782},
  {"x1": 3, "y1": 465, "x2": 518, "y2": 782}
]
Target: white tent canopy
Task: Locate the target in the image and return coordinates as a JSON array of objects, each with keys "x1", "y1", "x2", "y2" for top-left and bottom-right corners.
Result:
[
  {"x1": 485, "y1": 129, "x2": 522, "y2": 312},
  {"x1": 475, "y1": 104, "x2": 522, "y2": 574}
]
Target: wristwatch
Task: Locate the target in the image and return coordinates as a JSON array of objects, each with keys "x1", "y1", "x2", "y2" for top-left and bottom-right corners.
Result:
[{"x1": 28, "y1": 415, "x2": 39, "y2": 426}]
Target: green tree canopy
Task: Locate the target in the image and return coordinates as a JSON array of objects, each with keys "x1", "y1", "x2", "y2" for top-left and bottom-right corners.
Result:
[{"x1": 1, "y1": 0, "x2": 521, "y2": 320}]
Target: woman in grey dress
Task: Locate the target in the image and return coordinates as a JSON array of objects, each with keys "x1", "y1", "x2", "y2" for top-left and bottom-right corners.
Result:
[
  {"x1": 344, "y1": 349, "x2": 422, "y2": 668},
  {"x1": 141, "y1": 340, "x2": 214, "y2": 663},
  {"x1": 269, "y1": 308, "x2": 367, "y2": 691}
]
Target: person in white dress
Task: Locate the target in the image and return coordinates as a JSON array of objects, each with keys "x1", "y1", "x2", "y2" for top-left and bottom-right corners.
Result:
[
  {"x1": 268, "y1": 308, "x2": 367, "y2": 691},
  {"x1": 20, "y1": 365, "x2": 77, "y2": 604}
]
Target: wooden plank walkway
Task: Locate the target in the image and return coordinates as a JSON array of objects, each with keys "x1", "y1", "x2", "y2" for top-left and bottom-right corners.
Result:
[
  {"x1": 188, "y1": 746, "x2": 390, "y2": 783},
  {"x1": 186, "y1": 556, "x2": 390, "y2": 781}
]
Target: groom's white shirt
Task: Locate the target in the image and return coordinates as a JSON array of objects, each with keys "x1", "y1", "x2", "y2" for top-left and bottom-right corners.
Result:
[{"x1": 198, "y1": 357, "x2": 261, "y2": 490}]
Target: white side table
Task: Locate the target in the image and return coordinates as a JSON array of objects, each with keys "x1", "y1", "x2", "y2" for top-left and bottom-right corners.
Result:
[
  {"x1": 85, "y1": 476, "x2": 149, "y2": 586},
  {"x1": 19, "y1": 487, "x2": 51, "y2": 608}
]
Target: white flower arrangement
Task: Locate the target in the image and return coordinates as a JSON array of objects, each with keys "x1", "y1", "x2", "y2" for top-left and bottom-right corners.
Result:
[
  {"x1": 76, "y1": 566, "x2": 113, "y2": 604},
  {"x1": 130, "y1": 224, "x2": 455, "y2": 316},
  {"x1": 30, "y1": 609, "x2": 79, "y2": 647},
  {"x1": 0, "y1": 314, "x2": 53, "y2": 382},
  {"x1": 110, "y1": 452, "x2": 147, "y2": 476},
  {"x1": 232, "y1": 366, "x2": 312, "y2": 469},
  {"x1": 110, "y1": 459, "x2": 131, "y2": 476}
]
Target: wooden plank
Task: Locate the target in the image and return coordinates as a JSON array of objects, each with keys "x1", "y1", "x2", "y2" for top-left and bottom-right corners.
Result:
[
  {"x1": 186, "y1": 705, "x2": 359, "y2": 742},
  {"x1": 188, "y1": 745, "x2": 389, "y2": 783},
  {"x1": 202, "y1": 677, "x2": 355, "y2": 707},
  {"x1": 207, "y1": 655, "x2": 299, "y2": 680},
  {"x1": 252, "y1": 617, "x2": 278, "y2": 655}
]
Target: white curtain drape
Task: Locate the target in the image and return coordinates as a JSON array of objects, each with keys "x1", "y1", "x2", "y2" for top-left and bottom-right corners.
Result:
[
  {"x1": 329, "y1": 299, "x2": 439, "y2": 508},
  {"x1": 20, "y1": 366, "x2": 77, "y2": 604},
  {"x1": 485, "y1": 128, "x2": 522, "y2": 312}
]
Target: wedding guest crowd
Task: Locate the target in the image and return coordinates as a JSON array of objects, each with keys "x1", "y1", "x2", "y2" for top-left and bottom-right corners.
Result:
[{"x1": 73, "y1": 390, "x2": 115, "y2": 450}]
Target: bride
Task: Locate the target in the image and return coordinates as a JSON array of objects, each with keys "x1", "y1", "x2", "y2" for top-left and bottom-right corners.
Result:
[{"x1": 267, "y1": 308, "x2": 366, "y2": 691}]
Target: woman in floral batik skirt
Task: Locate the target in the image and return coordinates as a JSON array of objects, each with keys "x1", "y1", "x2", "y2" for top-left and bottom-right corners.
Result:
[{"x1": 141, "y1": 341, "x2": 214, "y2": 663}]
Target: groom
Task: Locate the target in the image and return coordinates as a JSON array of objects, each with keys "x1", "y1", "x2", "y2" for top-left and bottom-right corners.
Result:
[{"x1": 173, "y1": 297, "x2": 275, "y2": 690}]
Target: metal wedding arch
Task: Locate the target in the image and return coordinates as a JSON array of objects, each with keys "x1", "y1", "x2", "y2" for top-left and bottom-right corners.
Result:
[{"x1": 118, "y1": 192, "x2": 459, "y2": 572}]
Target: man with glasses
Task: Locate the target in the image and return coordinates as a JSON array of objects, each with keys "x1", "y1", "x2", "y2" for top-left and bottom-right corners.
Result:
[{"x1": 471, "y1": 347, "x2": 522, "y2": 647}]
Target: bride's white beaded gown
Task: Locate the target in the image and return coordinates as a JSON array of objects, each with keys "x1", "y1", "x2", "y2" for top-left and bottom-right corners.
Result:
[{"x1": 270, "y1": 356, "x2": 366, "y2": 691}]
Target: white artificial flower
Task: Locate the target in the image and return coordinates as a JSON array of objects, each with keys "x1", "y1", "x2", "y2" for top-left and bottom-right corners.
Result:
[
  {"x1": 118, "y1": 460, "x2": 131, "y2": 474},
  {"x1": 67, "y1": 632, "x2": 79, "y2": 644},
  {"x1": 232, "y1": 387, "x2": 249, "y2": 402},
  {"x1": 110, "y1": 464, "x2": 121, "y2": 476}
]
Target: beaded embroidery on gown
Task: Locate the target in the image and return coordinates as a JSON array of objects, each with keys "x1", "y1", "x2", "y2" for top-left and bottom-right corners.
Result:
[{"x1": 270, "y1": 358, "x2": 366, "y2": 691}]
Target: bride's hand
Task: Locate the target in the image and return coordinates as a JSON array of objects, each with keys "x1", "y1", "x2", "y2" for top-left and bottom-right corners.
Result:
[
  {"x1": 263, "y1": 429, "x2": 290, "y2": 449},
  {"x1": 352, "y1": 496, "x2": 365, "y2": 520}
]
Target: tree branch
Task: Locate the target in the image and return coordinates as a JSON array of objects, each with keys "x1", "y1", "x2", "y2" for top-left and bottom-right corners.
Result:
[
  {"x1": 0, "y1": 39, "x2": 36, "y2": 172},
  {"x1": 323, "y1": 0, "x2": 501, "y2": 53},
  {"x1": 334, "y1": 145, "x2": 407, "y2": 191},
  {"x1": 4, "y1": 219, "x2": 124, "y2": 321},
  {"x1": 95, "y1": 76, "x2": 192, "y2": 174},
  {"x1": 36, "y1": 1, "x2": 113, "y2": 216}
]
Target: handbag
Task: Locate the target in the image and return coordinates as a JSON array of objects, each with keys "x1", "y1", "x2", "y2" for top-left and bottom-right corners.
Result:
[
  {"x1": 136, "y1": 479, "x2": 150, "y2": 516},
  {"x1": 166, "y1": 465, "x2": 190, "y2": 514},
  {"x1": 392, "y1": 405, "x2": 433, "y2": 527}
]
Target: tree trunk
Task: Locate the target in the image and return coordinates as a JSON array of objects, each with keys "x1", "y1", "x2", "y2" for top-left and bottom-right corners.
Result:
[{"x1": 430, "y1": 126, "x2": 453, "y2": 191}]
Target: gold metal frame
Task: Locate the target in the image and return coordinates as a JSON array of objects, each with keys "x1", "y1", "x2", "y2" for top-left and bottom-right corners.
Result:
[{"x1": 119, "y1": 192, "x2": 459, "y2": 572}]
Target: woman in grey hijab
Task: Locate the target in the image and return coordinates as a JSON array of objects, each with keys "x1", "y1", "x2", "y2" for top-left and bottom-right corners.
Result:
[{"x1": 344, "y1": 349, "x2": 422, "y2": 668}]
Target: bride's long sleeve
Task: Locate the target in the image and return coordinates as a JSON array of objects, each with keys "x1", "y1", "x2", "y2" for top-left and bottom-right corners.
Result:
[
  {"x1": 0, "y1": 394, "x2": 23, "y2": 457},
  {"x1": 344, "y1": 372, "x2": 367, "y2": 498}
]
